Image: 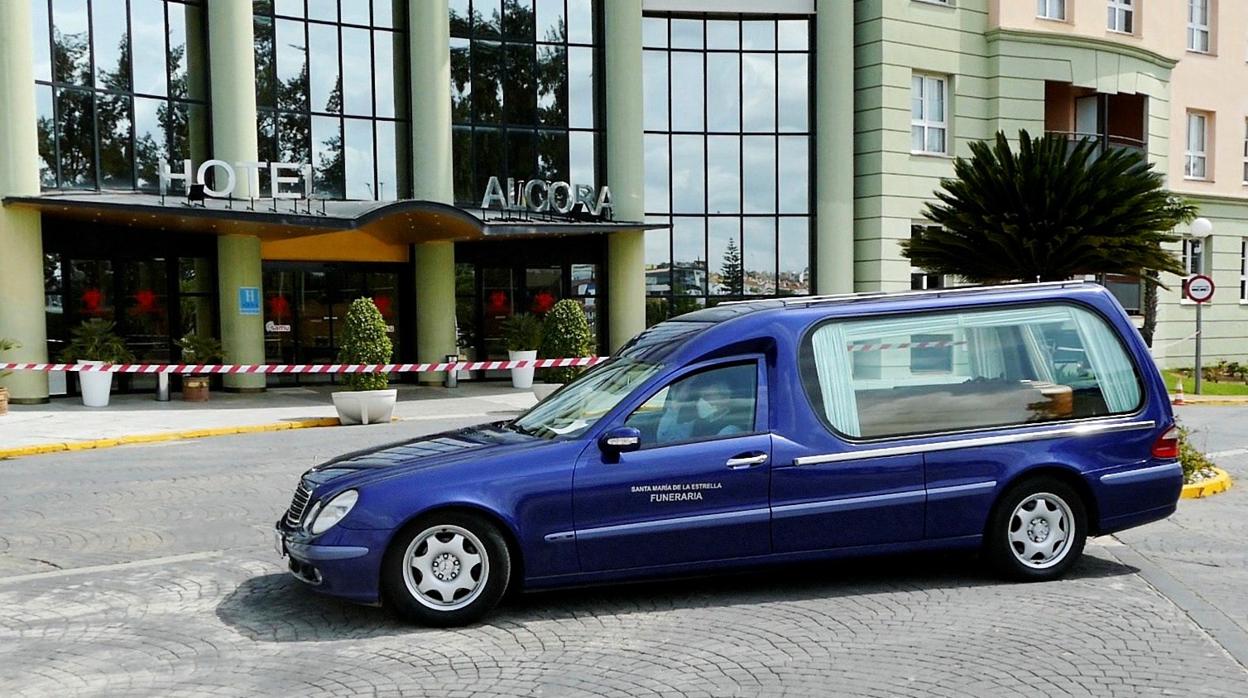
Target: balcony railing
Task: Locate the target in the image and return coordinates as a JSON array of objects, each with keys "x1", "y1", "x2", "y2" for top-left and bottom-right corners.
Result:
[{"x1": 1046, "y1": 131, "x2": 1147, "y2": 158}]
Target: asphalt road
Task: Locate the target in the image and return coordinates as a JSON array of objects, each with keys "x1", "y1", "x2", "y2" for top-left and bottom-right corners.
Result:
[{"x1": 1, "y1": 407, "x2": 1246, "y2": 697}]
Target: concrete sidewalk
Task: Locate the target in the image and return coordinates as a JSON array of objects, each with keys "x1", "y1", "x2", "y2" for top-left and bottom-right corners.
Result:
[{"x1": 0, "y1": 382, "x2": 537, "y2": 453}]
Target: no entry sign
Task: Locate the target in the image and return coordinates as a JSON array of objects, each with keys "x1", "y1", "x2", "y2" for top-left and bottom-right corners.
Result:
[{"x1": 1186, "y1": 274, "x2": 1215, "y2": 303}]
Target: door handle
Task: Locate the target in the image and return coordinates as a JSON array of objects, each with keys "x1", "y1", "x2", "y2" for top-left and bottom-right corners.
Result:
[{"x1": 725, "y1": 453, "x2": 768, "y2": 469}]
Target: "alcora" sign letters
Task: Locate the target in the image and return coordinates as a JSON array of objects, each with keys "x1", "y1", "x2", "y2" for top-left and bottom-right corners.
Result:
[{"x1": 481, "y1": 176, "x2": 613, "y2": 218}]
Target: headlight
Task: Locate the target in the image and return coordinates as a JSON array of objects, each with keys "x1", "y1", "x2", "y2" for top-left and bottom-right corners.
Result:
[{"x1": 307, "y1": 490, "x2": 358, "y2": 535}]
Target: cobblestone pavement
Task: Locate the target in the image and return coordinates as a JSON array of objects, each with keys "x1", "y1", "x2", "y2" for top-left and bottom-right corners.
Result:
[{"x1": 2, "y1": 412, "x2": 1247, "y2": 697}]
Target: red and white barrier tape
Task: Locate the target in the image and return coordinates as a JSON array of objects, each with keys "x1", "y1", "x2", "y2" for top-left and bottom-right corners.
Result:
[{"x1": 0, "y1": 357, "x2": 606, "y2": 374}]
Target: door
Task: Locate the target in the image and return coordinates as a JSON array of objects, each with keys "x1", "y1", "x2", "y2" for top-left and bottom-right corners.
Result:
[
  {"x1": 1075, "y1": 95, "x2": 1100, "y2": 138},
  {"x1": 573, "y1": 360, "x2": 771, "y2": 571}
]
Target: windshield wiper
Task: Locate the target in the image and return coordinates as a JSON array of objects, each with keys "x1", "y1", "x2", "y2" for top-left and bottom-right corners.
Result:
[{"x1": 507, "y1": 421, "x2": 538, "y2": 437}]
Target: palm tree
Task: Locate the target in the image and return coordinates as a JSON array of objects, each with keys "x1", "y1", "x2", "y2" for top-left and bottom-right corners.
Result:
[{"x1": 902, "y1": 130, "x2": 1195, "y2": 345}]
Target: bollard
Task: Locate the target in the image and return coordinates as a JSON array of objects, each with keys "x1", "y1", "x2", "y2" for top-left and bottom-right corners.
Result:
[
  {"x1": 156, "y1": 372, "x2": 170, "y2": 401},
  {"x1": 444, "y1": 354, "x2": 459, "y2": 389}
]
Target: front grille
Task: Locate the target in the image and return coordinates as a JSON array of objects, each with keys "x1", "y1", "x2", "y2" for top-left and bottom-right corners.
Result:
[{"x1": 285, "y1": 482, "x2": 313, "y2": 528}]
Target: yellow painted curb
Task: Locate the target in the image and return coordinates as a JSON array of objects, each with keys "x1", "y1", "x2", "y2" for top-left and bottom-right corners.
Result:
[
  {"x1": 0, "y1": 417, "x2": 342, "y2": 461},
  {"x1": 1181, "y1": 467, "x2": 1233, "y2": 499}
]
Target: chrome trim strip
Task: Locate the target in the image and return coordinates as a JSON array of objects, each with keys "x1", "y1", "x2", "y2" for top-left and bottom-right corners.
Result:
[
  {"x1": 772, "y1": 490, "x2": 925, "y2": 519},
  {"x1": 573, "y1": 507, "x2": 770, "y2": 541},
  {"x1": 1100, "y1": 462, "x2": 1182, "y2": 484},
  {"x1": 792, "y1": 420, "x2": 1156, "y2": 466},
  {"x1": 926, "y1": 481, "x2": 997, "y2": 500}
]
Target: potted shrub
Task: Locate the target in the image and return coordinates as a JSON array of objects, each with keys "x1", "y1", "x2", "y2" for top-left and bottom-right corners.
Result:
[
  {"x1": 175, "y1": 333, "x2": 226, "y2": 402},
  {"x1": 502, "y1": 313, "x2": 544, "y2": 389},
  {"x1": 331, "y1": 297, "x2": 396, "y2": 425},
  {"x1": 59, "y1": 319, "x2": 134, "y2": 407},
  {"x1": 0, "y1": 338, "x2": 18, "y2": 416},
  {"x1": 534, "y1": 300, "x2": 593, "y2": 400}
]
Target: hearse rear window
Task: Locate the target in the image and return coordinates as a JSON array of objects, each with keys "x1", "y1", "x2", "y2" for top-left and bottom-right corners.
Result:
[{"x1": 801, "y1": 304, "x2": 1142, "y2": 439}]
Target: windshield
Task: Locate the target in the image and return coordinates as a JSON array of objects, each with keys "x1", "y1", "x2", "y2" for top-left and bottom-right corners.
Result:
[{"x1": 512, "y1": 358, "x2": 662, "y2": 439}]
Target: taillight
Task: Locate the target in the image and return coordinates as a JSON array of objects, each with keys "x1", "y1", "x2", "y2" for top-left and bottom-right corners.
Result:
[{"x1": 1152, "y1": 425, "x2": 1180, "y2": 459}]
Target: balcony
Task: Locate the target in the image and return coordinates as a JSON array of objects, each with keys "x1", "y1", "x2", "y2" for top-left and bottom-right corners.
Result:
[{"x1": 1044, "y1": 82, "x2": 1148, "y2": 159}]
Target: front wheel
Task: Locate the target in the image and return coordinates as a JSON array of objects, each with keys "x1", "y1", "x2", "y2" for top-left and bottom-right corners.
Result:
[
  {"x1": 381, "y1": 512, "x2": 511, "y2": 626},
  {"x1": 986, "y1": 477, "x2": 1087, "y2": 581}
]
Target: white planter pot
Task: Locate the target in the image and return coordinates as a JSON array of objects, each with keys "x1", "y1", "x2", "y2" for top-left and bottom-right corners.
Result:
[
  {"x1": 531, "y1": 382, "x2": 561, "y2": 401},
  {"x1": 77, "y1": 361, "x2": 114, "y2": 407},
  {"x1": 332, "y1": 389, "x2": 398, "y2": 426},
  {"x1": 508, "y1": 350, "x2": 538, "y2": 389}
]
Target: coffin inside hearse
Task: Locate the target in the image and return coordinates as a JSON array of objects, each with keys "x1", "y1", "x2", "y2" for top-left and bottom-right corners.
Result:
[{"x1": 852, "y1": 378, "x2": 1107, "y2": 438}]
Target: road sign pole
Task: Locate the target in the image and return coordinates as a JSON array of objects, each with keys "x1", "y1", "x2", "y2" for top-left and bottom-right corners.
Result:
[
  {"x1": 1185, "y1": 273, "x2": 1215, "y2": 396},
  {"x1": 1195, "y1": 301, "x2": 1203, "y2": 395}
]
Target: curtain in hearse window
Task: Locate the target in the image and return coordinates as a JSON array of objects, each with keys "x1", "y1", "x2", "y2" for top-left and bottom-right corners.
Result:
[{"x1": 804, "y1": 305, "x2": 1141, "y2": 439}]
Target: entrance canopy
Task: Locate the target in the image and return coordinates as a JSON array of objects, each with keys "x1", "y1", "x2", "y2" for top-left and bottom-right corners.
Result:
[{"x1": 3, "y1": 192, "x2": 660, "y2": 244}]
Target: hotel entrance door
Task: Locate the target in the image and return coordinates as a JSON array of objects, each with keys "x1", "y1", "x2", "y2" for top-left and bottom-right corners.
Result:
[{"x1": 455, "y1": 237, "x2": 605, "y2": 370}]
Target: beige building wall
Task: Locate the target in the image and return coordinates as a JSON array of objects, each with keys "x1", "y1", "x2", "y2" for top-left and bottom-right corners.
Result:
[{"x1": 986, "y1": 0, "x2": 1248, "y2": 368}]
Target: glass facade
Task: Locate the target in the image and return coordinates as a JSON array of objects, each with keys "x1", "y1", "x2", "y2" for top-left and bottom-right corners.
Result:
[
  {"x1": 253, "y1": 0, "x2": 410, "y2": 200},
  {"x1": 31, "y1": 0, "x2": 210, "y2": 192},
  {"x1": 449, "y1": 0, "x2": 601, "y2": 206},
  {"x1": 641, "y1": 14, "x2": 813, "y2": 326}
]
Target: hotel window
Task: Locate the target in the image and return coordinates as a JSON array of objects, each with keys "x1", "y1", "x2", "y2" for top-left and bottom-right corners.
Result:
[
  {"x1": 1187, "y1": 0, "x2": 1211, "y2": 53},
  {"x1": 253, "y1": 1, "x2": 410, "y2": 201},
  {"x1": 449, "y1": 0, "x2": 601, "y2": 206},
  {"x1": 910, "y1": 224, "x2": 946, "y2": 290},
  {"x1": 30, "y1": 0, "x2": 210, "y2": 192},
  {"x1": 911, "y1": 73, "x2": 948, "y2": 155},
  {"x1": 1183, "y1": 237, "x2": 1207, "y2": 276},
  {"x1": 1037, "y1": 0, "x2": 1066, "y2": 20},
  {"x1": 1108, "y1": 0, "x2": 1134, "y2": 33},
  {"x1": 1241, "y1": 239, "x2": 1247, "y2": 301},
  {"x1": 641, "y1": 14, "x2": 813, "y2": 325},
  {"x1": 1185, "y1": 111, "x2": 1209, "y2": 179},
  {"x1": 1242, "y1": 117, "x2": 1248, "y2": 184}
]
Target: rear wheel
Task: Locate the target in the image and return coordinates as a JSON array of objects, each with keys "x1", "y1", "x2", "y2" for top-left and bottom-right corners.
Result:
[
  {"x1": 986, "y1": 477, "x2": 1086, "y2": 581},
  {"x1": 381, "y1": 512, "x2": 511, "y2": 626}
]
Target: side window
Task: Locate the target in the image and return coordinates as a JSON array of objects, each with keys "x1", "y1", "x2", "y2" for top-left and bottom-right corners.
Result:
[
  {"x1": 624, "y1": 363, "x2": 758, "y2": 446},
  {"x1": 801, "y1": 305, "x2": 1142, "y2": 439}
]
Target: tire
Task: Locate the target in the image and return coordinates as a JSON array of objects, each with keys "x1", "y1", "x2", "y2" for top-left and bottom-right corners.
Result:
[
  {"x1": 381, "y1": 511, "x2": 512, "y2": 626},
  {"x1": 986, "y1": 477, "x2": 1087, "y2": 582}
]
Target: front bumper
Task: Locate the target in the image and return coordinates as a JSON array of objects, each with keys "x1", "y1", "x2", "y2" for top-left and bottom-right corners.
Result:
[{"x1": 275, "y1": 520, "x2": 389, "y2": 605}]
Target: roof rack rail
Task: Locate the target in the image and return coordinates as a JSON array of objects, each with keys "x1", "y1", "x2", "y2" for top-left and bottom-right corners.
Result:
[{"x1": 719, "y1": 280, "x2": 1093, "y2": 309}]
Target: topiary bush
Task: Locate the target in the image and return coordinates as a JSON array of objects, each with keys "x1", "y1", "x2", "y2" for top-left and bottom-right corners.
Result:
[
  {"x1": 337, "y1": 297, "x2": 393, "y2": 391},
  {"x1": 539, "y1": 299, "x2": 593, "y2": 384}
]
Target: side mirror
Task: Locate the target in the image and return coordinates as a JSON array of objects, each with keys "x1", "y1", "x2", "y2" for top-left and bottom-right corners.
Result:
[{"x1": 598, "y1": 426, "x2": 641, "y2": 458}]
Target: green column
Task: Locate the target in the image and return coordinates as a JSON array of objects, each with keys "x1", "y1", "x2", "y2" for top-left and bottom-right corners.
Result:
[
  {"x1": 604, "y1": 0, "x2": 646, "y2": 352},
  {"x1": 217, "y1": 236, "x2": 266, "y2": 391},
  {"x1": 0, "y1": 0, "x2": 49, "y2": 403},
  {"x1": 207, "y1": 5, "x2": 265, "y2": 390},
  {"x1": 207, "y1": 0, "x2": 260, "y2": 197},
  {"x1": 815, "y1": 0, "x2": 855, "y2": 294},
  {"x1": 410, "y1": 0, "x2": 457, "y2": 382}
]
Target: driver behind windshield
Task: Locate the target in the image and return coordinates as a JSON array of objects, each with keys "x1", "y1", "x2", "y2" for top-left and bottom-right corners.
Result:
[{"x1": 655, "y1": 372, "x2": 747, "y2": 443}]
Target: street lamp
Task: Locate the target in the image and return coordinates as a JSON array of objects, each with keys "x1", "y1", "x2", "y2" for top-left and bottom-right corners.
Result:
[{"x1": 1191, "y1": 217, "x2": 1213, "y2": 238}]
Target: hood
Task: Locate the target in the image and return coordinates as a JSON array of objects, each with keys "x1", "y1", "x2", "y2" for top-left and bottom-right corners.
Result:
[{"x1": 303, "y1": 421, "x2": 541, "y2": 489}]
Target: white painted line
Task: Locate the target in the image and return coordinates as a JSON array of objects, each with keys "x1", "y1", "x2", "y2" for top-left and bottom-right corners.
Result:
[
  {"x1": 0, "y1": 551, "x2": 223, "y2": 585},
  {"x1": 1207, "y1": 448, "x2": 1248, "y2": 459}
]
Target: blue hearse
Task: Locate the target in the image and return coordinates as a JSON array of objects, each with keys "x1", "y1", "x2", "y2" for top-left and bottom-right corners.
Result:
[{"x1": 275, "y1": 282, "x2": 1182, "y2": 626}]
